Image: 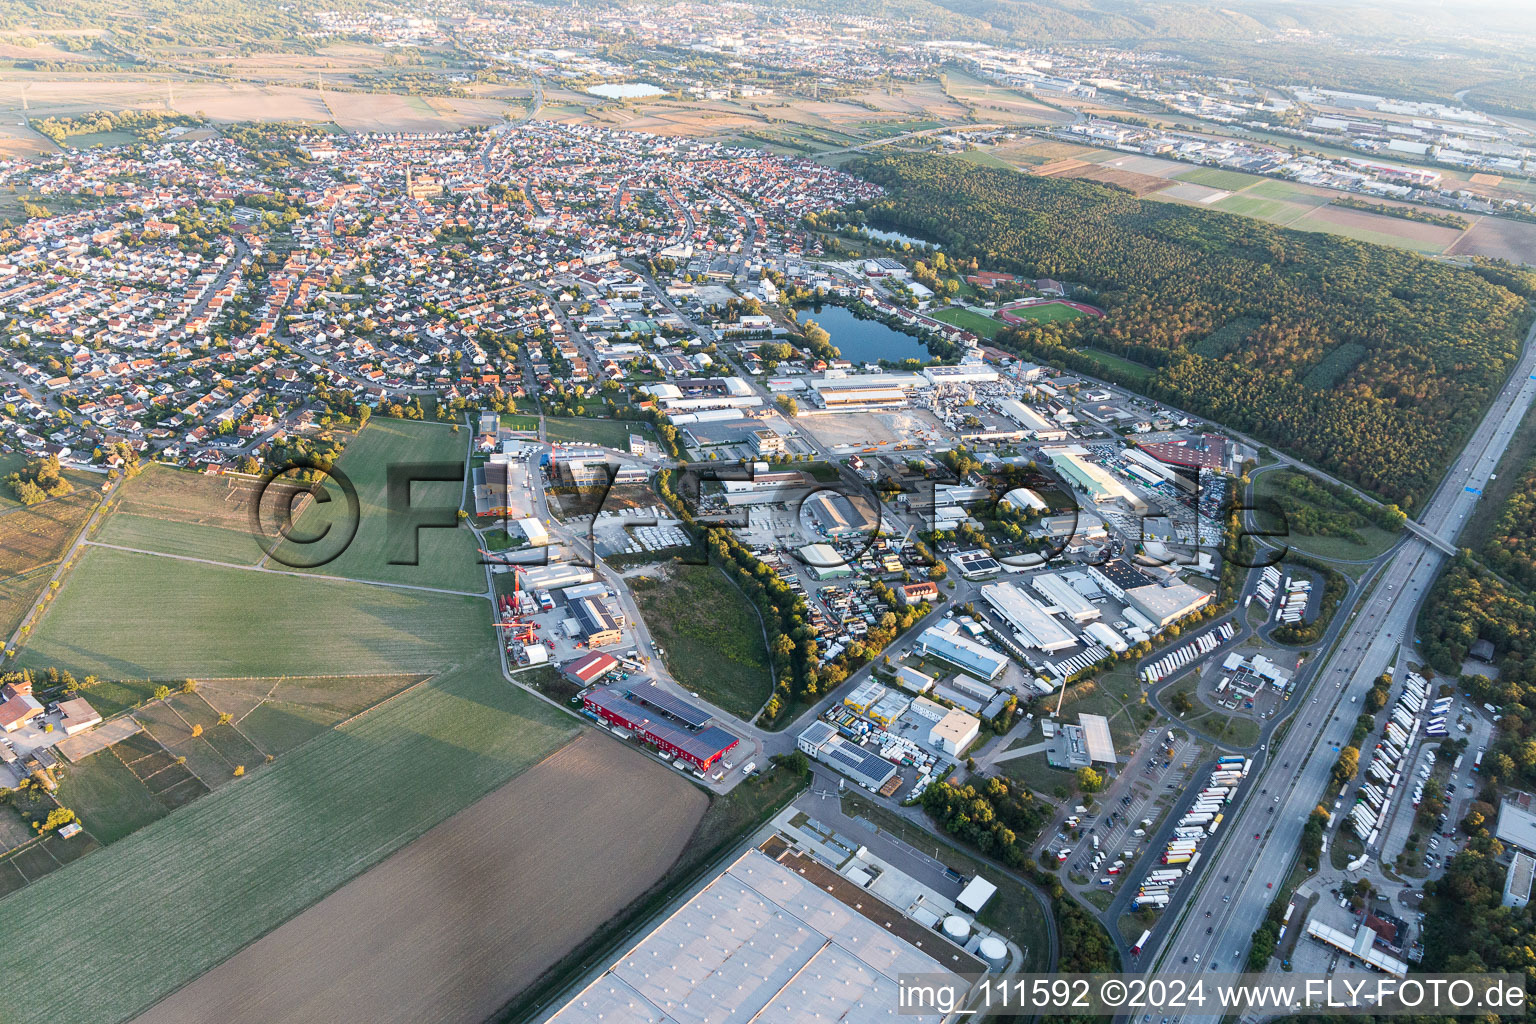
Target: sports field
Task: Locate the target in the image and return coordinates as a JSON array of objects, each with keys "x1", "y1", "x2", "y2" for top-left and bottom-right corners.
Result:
[
  {"x1": 273, "y1": 418, "x2": 484, "y2": 593},
  {"x1": 930, "y1": 307, "x2": 1005, "y2": 339},
  {"x1": 14, "y1": 546, "x2": 490, "y2": 680},
  {"x1": 631, "y1": 562, "x2": 772, "y2": 718},
  {"x1": 132, "y1": 734, "x2": 705, "y2": 1024},
  {"x1": 998, "y1": 299, "x2": 1096, "y2": 324},
  {"x1": 0, "y1": 647, "x2": 577, "y2": 1024}
]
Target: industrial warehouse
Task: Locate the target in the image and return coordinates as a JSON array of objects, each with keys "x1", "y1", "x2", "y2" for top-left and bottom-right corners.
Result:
[
  {"x1": 582, "y1": 679, "x2": 740, "y2": 772},
  {"x1": 542, "y1": 841, "x2": 981, "y2": 1024}
]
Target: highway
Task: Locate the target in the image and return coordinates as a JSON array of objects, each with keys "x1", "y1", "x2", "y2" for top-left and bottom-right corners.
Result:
[{"x1": 1151, "y1": 314, "x2": 1536, "y2": 1014}]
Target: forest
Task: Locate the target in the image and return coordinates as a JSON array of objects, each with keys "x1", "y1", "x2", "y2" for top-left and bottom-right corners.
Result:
[
  {"x1": 1481, "y1": 455, "x2": 1536, "y2": 592},
  {"x1": 845, "y1": 153, "x2": 1535, "y2": 508}
]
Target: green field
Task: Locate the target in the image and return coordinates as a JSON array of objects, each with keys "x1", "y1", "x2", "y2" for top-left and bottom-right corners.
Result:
[
  {"x1": 275, "y1": 418, "x2": 484, "y2": 592},
  {"x1": 15, "y1": 546, "x2": 491, "y2": 680},
  {"x1": 930, "y1": 307, "x2": 1005, "y2": 339},
  {"x1": 1077, "y1": 348, "x2": 1156, "y2": 387},
  {"x1": 95, "y1": 512, "x2": 265, "y2": 565},
  {"x1": 631, "y1": 563, "x2": 772, "y2": 719},
  {"x1": 1172, "y1": 166, "x2": 1263, "y2": 191},
  {"x1": 543, "y1": 416, "x2": 652, "y2": 449},
  {"x1": 0, "y1": 652, "x2": 576, "y2": 1024},
  {"x1": 55, "y1": 746, "x2": 170, "y2": 844},
  {"x1": 1003, "y1": 301, "x2": 1087, "y2": 324}
]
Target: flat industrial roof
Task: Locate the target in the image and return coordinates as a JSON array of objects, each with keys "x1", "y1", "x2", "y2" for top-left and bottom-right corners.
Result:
[
  {"x1": 981, "y1": 581, "x2": 1076, "y2": 652},
  {"x1": 544, "y1": 848, "x2": 962, "y2": 1024},
  {"x1": 1080, "y1": 713, "x2": 1116, "y2": 764},
  {"x1": 1496, "y1": 799, "x2": 1536, "y2": 854},
  {"x1": 585, "y1": 686, "x2": 736, "y2": 762}
]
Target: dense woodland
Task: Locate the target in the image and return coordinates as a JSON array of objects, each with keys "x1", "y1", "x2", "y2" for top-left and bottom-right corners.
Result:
[
  {"x1": 1481, "y1": 457, "x2": 1536, "y2": 593},
  {"x1": 845, "y1": 154, "x2": 1536, "y2": 508}
]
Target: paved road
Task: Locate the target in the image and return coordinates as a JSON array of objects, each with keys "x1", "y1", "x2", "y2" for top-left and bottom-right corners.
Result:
[{"x1": 1152, "y1": 314, "x2": 1536, "y2": 1016}]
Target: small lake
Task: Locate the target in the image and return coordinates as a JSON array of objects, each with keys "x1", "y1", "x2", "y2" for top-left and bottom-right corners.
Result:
[
  {"x1": 862, "y1": 226, "x2": 940, "y2": 250},
  {"x1": 800, "y1": 304, "x2": 933, "y2": 364},
  {"x1": 587, "y1": 82, "x2": 665, "y2": 99}
]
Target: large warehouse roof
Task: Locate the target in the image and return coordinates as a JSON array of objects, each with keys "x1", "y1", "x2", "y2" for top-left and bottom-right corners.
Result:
[
  {"x1": 544, "y1": 848, "x2": 964, "y2": 1024},
  {"x1": 1080, "y1": 713, "x2": 1116, "y2": 764},
  {"x1": 980, "y1": 581, "x2": 1077, "y2": 652}
]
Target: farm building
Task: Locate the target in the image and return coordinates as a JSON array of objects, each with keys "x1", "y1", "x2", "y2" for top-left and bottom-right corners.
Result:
[
  {"x1": 0, "y1": 682, "x2": 43, "y2": 733},
  {"x1": 564, "y1": 651, "x2": 619, "y2": 686},
  {"x1": 57, "y1": 698, "x2": 101, "y2": 736},
  {"x1": 544, "y1": 845, "x2": 972, "y2": 1024},
  {"x1": 583, "y1": 680, "x2": 738, "y2": 771}
]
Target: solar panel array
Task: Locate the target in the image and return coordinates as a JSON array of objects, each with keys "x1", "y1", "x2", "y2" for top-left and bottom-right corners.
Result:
[
  {"x1": 627, "y1": 679, "x2": 712, "y2": 727},
  {"x1": 824, "y1": 737, "x2": 896, "y2": 789}
]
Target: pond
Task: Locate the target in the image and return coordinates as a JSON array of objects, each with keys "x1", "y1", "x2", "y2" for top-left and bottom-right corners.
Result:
[
  {"x1": 799, "y1": 304, "x2": 933, "y2": 364},
  {"x1": 862, "y1": 226, "x2": 940, "y2": 250},
  {"x1": 587, "y1": 82, "x2": 666, "y2": 99}
]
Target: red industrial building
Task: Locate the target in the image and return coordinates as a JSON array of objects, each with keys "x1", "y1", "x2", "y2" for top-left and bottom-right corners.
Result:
[
  {"x1": 565, "y1": 651, "x2": 619, "y2": 686},
  {"x1": 583, "y1": 679, "x2": 739, "y2": 771}
]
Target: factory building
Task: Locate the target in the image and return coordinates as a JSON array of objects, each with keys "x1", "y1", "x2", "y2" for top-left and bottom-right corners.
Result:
[
  {"x1": 980, "y1": 581, "x2": 1077, "y2": 653},
  {"x1": 1505, "y1": 851, "x2": 1535, "y2": 909},
  {"x1": 544, "y1": 845, "x2": 973, "y2": 1024},
  {"x1": 1030, "y1": 572, "x2": 1100, "y2": 623},
  {"x1": 915, "y1": 621, "x2": 1009, "y2": 680},
  {"x1": 1044, "y1": 444, "x2": 1148, "y2": 512},
  {"x1": 1123, "y1": 581, "x2": 1211, "y2": 628},
  {"x1": 929, "y1": 708, "x2": 981, "y2": 755},
  {"x1": 572, "y1": 596, "x2": 623, "y2": 648},
  {"x1": 583, "y1": 680, "x2": 739, "y2": 770},
  {"x1": 797, "y1": 720, "x2": 899, "y2": 792}
]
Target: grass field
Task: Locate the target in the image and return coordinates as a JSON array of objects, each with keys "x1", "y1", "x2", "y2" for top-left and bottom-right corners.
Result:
[
  {"x1": 55, "y1": 744, "x2": 171, "y2": 844},
  {"x1": 0, "y1": 645, "x2": 577, "y2": 1024},
  {"x1": 631, "y1": 562, "x2": 772, "y2": 719},
  {"x1": 1172, "y1": 166, "x2": 1263, "y2": 191},
  {"x1": 276, "y1": 418, "x2": 485, "y2": 593},
  {"x1": 94, "y1": 465, "x2": 271, "y2": 565},
  {"x1": 542, "y1": 416, "x2": 653, "y2": 449},
  {"x1": 1251, "y1": 468, "x2": 1399, "y2": 562},
  {"x1": 0, "y1": 565, "x2": 54, "y2": 641},
  {"x1": 1003, "y1": 301, "x2": 1087, "y2": 324},
  {"x1": 1077, "y1": 348, "x2": 1156, "y2": 387},
  {"x1": 15, "y1": 546, "x2": 492, "y2": 680},
  {"x1": 133, "y1": 733, "x2": 705, "y2": 1024},
  {"x1": 930, "y1": 307, "x2": 1005, "y2": 339}
]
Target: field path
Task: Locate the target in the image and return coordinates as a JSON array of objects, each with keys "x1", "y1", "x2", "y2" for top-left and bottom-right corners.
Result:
[{"x1": 83, "y1": 541, "x2": 492, "y2": 599}]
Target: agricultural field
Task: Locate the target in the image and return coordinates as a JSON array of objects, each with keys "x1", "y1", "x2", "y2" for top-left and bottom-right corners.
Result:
[
  {"x1": 0, "y1": 565, "x2": 55, "y2": 640},
  {"x1": 132, "y1": 734, "x2": 705, "y2": 1024},
  {"x1": 14, "y1": 546, "x2": 491, "y2": 681},
  {"x1": 930, "y1": 307, "x2": 1005, "y2": 338},
  {"x1": 0, "y1": 646, "x2": 577, "y2": 1024},
  {"x1": 631, "y1": 562, "x2": 773, "y2": 719},
  {"x1": 276, "y1": 418, "x2": 485, "y2": 593},
  {"x1": 1172, "y1": 166, "x2": 1264, "y2": 191},
  {"x1": 0, "y1": 488, "x2": 99, "y2": 578},
  {"x1": 93, "y1": 464, "x2": 273, "y2": 564}
]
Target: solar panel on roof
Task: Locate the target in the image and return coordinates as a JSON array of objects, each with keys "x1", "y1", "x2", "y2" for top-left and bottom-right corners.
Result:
[
  {"x1": 825, "y1": 741, "x2": 894, "y2": 786},
  {"x1": 627, "y1": 679, "x2": 713, "y2": 727}
]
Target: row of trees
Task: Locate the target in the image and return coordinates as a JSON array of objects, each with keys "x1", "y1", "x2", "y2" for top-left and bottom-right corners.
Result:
[{"x1": 844, "y1": 153, "x2": 1535, "y2": 507}]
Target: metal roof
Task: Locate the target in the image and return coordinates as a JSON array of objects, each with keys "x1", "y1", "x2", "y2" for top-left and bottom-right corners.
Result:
[
  {"x1": 586, "y1": 686, "x2": 736, "y2": 762},
  {"x1": 626, "y1": 679, "x2": 713, "y2": 728}
]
